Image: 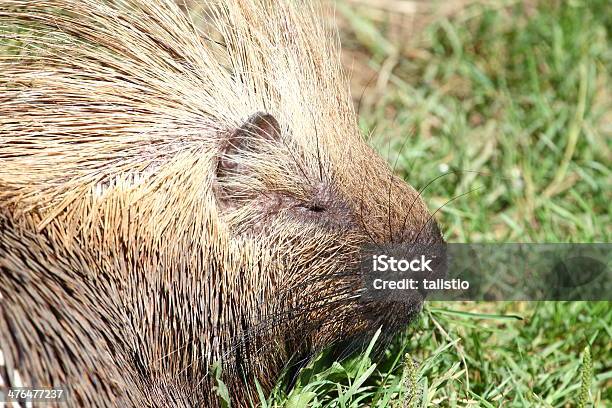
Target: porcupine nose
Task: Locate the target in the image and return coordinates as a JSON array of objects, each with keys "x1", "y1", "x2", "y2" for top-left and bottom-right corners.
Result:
[{"x1": 361, "y1": 210, "x2": 446, "y2": 313}]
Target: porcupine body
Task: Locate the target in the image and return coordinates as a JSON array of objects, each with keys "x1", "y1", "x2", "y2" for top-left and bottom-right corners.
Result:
[{"x1": 0, "y1": 1, "x2": 443, "y2": 406}]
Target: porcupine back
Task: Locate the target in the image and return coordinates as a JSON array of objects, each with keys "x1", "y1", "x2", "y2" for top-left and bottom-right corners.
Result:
[{"x1": 0, "y1": 0, "x2": 350, "y2": 216}]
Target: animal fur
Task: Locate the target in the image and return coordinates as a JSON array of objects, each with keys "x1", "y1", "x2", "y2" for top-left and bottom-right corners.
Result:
[{"x1": 0, "y1": 0, "x2": 442, "y2": 406}]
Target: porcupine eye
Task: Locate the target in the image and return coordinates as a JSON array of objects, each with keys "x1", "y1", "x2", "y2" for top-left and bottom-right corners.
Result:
[
  {"x1": 296, "y1": 199, "x2": 327, "y2": 214},
  {"x1": 304, "y1": 204, "x2": 325, "y2": 213},
  {"x1": 293, "y1": 183, "x2": 355, "y2": 230}
]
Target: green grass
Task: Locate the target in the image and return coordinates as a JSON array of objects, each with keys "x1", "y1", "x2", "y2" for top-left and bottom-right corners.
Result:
[
  {"x1": 263, "y1": 302, "x2": 610, "y2": 407},
  {"x1": 353, "y1": 0, "x2": 610, "y2": 243},
  {"x1": 258, "y1": 1, "x2": 610, "y2": 406}
]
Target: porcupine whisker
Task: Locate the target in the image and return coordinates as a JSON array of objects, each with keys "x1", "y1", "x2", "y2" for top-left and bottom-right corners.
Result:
[
  {"x1": 400, "y1": 132, "x2": 421, "y2": 241},
  {"x1": 380, "y1": 326, "x2": 408, "y2": 358},
  {"x1": 276, "y1": 134, "x2": 314, "y2": 186},
  {"x1": 400, "y1": 170, "x2": 509, "y2": 240},
  {"x1": 261, "y1": 288, "x2": 362, "y2": 329},
  {"x1": 413, "y1": 185, "x2": 484, "y2": 243},
  {"x1": 385, "y1": 126, "x2": 393, "y2": 242},
  {"x1": 329, "y1": 310, "x2": 391, "y2": 363},
  {"x1": 335, "y1": 335, "x2": 365, "y2": 363},
  {"x1": 387, "y1": 123, "x2": 415, "y2": 243},
  {"x1": 401, "y1": 170, "x2": 463, "y2": 238},
  {"x1": 356, "y1": 71, "x2": 378, "y2": 118},
  {"x1": 359, "y1": 177, "x2": 383, "y2": 250},
  {"x1": 285, "y1": 350, "x2": 318, "y2": 389},
  {"x1": 305, "y1": 104, "x2": 325, "y2": 183}
]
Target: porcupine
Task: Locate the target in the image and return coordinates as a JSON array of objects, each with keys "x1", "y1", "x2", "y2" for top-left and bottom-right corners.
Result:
[{"x1": 0, "y1": 0, "x2": 443, "y2": 406}]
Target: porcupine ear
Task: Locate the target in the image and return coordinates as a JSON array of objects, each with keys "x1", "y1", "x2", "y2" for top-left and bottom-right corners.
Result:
[{"x1": 218, "y1": 112, "x2": 281, "y2": 174}]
